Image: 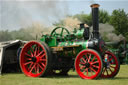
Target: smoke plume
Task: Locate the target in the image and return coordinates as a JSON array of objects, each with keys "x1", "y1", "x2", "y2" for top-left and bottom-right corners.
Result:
[
  {"x1": 0, "y1": 0, "x2": 68, "y2": 30},
  {"x1": 63, "y1": 17, "x2": 81, "y2": 31},
  {"x1": 99, "y1": 23, "x2": 125, "y2": 42}
]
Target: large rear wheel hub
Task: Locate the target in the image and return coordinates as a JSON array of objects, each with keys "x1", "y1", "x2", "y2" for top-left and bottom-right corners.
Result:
[
  {"x1": 85, "y1": 63, "x2": 90, "y2": 68},
  {"x1": 32, "y1": 57, "x2": 37, "y2": 62}
]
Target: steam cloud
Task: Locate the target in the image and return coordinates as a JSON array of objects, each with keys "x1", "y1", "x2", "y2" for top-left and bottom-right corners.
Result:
[
  {"x1": 26, "y1": 17, "x2": 81, "y2": 39},
  {"x1": 0, "y1": 0, "x2": 68, "y2": 30},
  {"x1": 0, "y1": 0, "x2": 124, "y2": 42},
  {"x1": 99, "y1": 23, "x2": 125, "y2": 42}
]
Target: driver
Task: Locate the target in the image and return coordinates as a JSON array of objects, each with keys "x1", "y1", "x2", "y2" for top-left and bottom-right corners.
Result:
[{"x1": 79, "y1": 23, "x2": 90, "y2": 40}]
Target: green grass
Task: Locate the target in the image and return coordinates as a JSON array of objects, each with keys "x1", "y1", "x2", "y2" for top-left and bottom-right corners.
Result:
[{"x1": 1, "y1": 65, "x2": 128, "y2": 85}]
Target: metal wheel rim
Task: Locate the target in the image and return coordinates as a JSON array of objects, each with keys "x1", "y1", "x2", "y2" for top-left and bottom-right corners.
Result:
[
  {"x1": 20, "y1": 41, "x2": 47, "y2": 77},
  {"x1": 75, "y1": 50, "x2": 102, "y2": 79},
  {"x1": 101, "y1": 51, "x2": 119, "y2": 78}
]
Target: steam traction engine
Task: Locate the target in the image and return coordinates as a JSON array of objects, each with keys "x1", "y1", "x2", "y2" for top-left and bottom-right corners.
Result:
[{"x1": 19, "y1": 4, "x2": 120, "y2": 79}]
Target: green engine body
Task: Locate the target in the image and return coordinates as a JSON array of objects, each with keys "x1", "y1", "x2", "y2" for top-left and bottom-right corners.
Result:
[
  {"x1": 40, "y1": 27, "x2": 88, "y2": 57},
  {"x1": 39, "y1": 26, "x2": 104, "y2": 70}
]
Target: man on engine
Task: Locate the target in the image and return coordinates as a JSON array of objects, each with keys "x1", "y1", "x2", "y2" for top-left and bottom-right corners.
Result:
[{"x1": 79, "y1": 23, "x2": 90, "y2": 40}]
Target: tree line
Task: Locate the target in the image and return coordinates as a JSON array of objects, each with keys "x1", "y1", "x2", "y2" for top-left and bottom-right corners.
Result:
[
  {"x1": 0, "y1": 9, "x2": 128, "y2": 42},
  {"x1": 55, "y1": 9, "x2": 128, "y2": 41}
]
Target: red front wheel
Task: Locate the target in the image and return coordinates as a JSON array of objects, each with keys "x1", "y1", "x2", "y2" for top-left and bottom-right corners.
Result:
[
  {"x1": 20, "y1": 41, "x2": 52, "y2": 77},
  {"x1": 101, "y1": 51, "x2": 120, "y2": 78},
  {"x1": 75, "y1": 49, "x2": 103, "y2": 79}
]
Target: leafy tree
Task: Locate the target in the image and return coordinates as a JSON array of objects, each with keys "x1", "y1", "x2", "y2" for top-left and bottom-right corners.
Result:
[
  {"x1": 125, "y1": 32, "x2": 128, "y2": 41},
  {"x1": 74, "y1": 10, "x2": 110, "y2": 26},
  {"x1": 99, "y1": 10, "x2": 110, "y2": 24},
  {"x1": 10, "y1": 28, "x2": 35, "y2": 41},
  {"x1": 0, "y1": 30, "x2": 12, "y2": 41},
  {"x1": 53, "y1": 10, "x2": 110, "y2": 27},
  {"x1": 109, "y1": 9, "x2": 128, "y2": 37},
  {"x1": 0, "y1": 28, "x2": 35, "y2": 41},
  {"x1": 74, "y1": 12, "x2": 92, "y2": 26}
]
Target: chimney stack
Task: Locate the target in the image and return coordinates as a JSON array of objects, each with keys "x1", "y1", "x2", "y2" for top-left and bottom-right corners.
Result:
[{"x1": 91, "y1": 4, "x2": 100, "y2": 39}]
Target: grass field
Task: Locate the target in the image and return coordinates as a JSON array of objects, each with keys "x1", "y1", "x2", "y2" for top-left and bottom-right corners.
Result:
[{"x1": 1, "y1": 65, "x2": 128, "y2": 85}]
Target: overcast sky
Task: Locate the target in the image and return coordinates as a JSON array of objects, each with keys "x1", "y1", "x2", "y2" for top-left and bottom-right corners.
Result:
[{"x1": 0, "y1": 0, "x2": 128, "y2": 30}]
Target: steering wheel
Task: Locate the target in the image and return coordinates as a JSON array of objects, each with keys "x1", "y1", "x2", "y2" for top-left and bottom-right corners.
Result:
[{"x1": 50, "y1": 27, "x2": 70, "y2": 37}]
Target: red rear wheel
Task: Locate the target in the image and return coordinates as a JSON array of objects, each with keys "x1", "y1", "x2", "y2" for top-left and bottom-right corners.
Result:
[
  {"x1": 20, "y1": 41, "x2": 50, "y2": 77},
  {"x1": 101, "y1": 51, "x2": 120, "y2": 78},
  {"x1": 75, "y1": 49, "x2": 103, "y2": 79}
]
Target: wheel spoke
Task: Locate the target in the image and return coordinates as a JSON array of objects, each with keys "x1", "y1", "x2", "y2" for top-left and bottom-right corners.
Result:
[
  {"x1": 40, "y1": 53, "x2": 46, "y2": 58},
  {"x1": 90, "y1": 69, "x2": 93, "y2": 76},
  {"x1": 86, "y1": 68, "x2": 88, "y2": 76},
  {"x1": 91, "y1": 61, "x2": 99, "y2": 65},
  {"x1": 82, "y1": 68, "x2": 87, "y2": 73},
  {"x1": 80, "y1": 66, "x2": 85, "y2": 70},
  {"x1": 37, "y1": 45, "x2": 40, "y2": 54},
  {"x1": 25, "y1": 52, "x2": 32, "y2": 57},
  {"x1": 109, "y1": 57, "x2": 113, "y2": 62},
  {"x1": 30, "y1": 46, "x2": 35, "y2": 53},
  {"x1": 92, "y1": 65, "x2": 99, "y2": 69},
  {"x1": 29, "y1": 63, "x2": 36, "y2": 73},
  {"x1": 91, "y1": 56, "x2": 95, "y2": 62},
  {"x1": 37, "y1": 64, "x2": 40, "y2": 73},
  {"x1": 108, "y1": 68, "x2": 113, "y2": 73},
  {"x1": 34, "y1": 47, "x2": 37, "y2": 56},
  {"x1": 88, "y1": 54, "x2": 91, "y2": 62},
  {"x1": 28, "y1": 62, "x2": 34, "y2": 69},
  {"x1": 36, "y1": 50, "x2": 44, "y2": 57},
  {"x1": 24, "y1": 61, "x2": 33, "y2": 65},
  {"x1": 90, "y1": 67, "x2": 97, "y2": 73},
  {"x1": 34, "y1": 63, "x2": 37, "y2": 73},
  {"x1": 102, "y1": 68, "x2": 106, "y2": 74},
  {"x1": 79, "y1": 62, "x2": 85, "y2": 65},
  {"x1": 54, "y1": 31, "x2": 57, "y2": 35},
  {"x1": 85, "y1": 54, "x2": 89, "y2": 60},
  {"x1": 30, "y1": 50, "x2": 34, "y2": 57},
  {"x1": 40, "y1": 62, "x2": 46, "y2": 67},
  {"x1": 81, "y1": 58, "x2": 87, "y2": 63},
  {"x1": 38, "y1": 63, "x2": 44, "y2": 70},
  {"x1": 40, "y1": 59, "x2": 46, "y2": 61},
  {"x1": 26, "y1": 58, "x2": 32, "y2": 61},
  {"x1": 82, "y1": 68, "x2": 89, "y2": 76},
  {"x1": 110, "y1": 65, "x2": 115, "y2": 68},
  {"x1": 61, "y1": 28, "x2": 64, "y2": 36},
  {"x1": 106, "y1": 69, "x2": 109, "y2": 75},
  {"x1": 110, "y1": 61, "x2": 116, "y2": 64}
]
